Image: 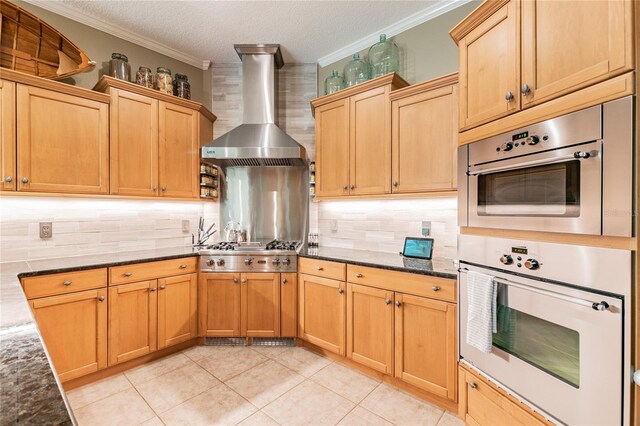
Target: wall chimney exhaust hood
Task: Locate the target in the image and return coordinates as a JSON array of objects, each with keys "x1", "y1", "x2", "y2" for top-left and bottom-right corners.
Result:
[{"x1": 202, "y1": 44, "x2": 307, "y2": 167}]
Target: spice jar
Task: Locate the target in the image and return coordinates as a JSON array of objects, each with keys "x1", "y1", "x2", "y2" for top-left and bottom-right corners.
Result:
[
  {"x1": 135, "y1": 67, "x2": 153, "y2": 88},
  {"x1": 109, "y1": 53, "x2": 131, "y2": 81},
  {"x1": 173, "y1": 73, "x2": 191, "y2": 100},
  {"x1": 155, "y1": 67, "x2": 173, "y2": 94}
]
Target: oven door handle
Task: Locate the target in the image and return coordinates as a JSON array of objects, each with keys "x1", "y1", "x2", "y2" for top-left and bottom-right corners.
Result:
[
  {"x1": 468, "y1": 150, "x2": 598, "y2": 177},
  {"x1": 459, "y1": 268, "x2": 610, "y2": 311}
]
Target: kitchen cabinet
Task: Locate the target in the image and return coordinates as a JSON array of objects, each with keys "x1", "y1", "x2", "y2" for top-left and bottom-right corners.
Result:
[
  {"x1": 158, "y1": 273, "x2": 198, "y2": 349},
  {"x1": 16, "y1": 84, "x2": 109, "y2": 194},
  {"x1": 199, "y1": 273, "x2": 241, "y2": 337},
  {"x1": 451, "y1": 0, "x2": 634, "y2": 131},
  {"x1": 311, "y1": 74, "x2": 409, "y2": 198},
  {"x1": 0, "y1": 79, "x2": 16, "y2": 190},
  {"x1": 241, "y1": 273, "x2": 280, "y2": 337},
  {"x1": 280, "y1": 272, "x2": 298, "y2": 337},
  {"x1": 390, "y1": 75, "x2": 458, "y2": 193}
]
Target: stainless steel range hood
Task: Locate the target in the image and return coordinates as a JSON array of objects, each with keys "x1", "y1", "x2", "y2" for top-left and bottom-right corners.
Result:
[{"x1": 202, "y1": 44, "x2": 307, "y2": 167}]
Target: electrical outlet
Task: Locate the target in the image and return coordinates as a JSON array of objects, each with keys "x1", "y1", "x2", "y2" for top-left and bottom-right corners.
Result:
[
  {"x1": 40, "y1": 222, "x2": 52, "y2": 239},
  {"x1": 330, "y1": 219, "x2": 338, "y2": 233},
  {"x1": 421, "y1": 221, "x2": 431, "y2": 237},
  {"x1": 182, "y1": 220, "x2": 190, "y2": 233}
]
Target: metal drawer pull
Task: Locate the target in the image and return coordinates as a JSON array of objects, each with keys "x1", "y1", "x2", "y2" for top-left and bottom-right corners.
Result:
[
  {"x1": 395, "y1": 300, "x2": 401, "y2": 307},
  {"x1": 149, "y1": 288, "x2": 157, "y2": 292},
  {"x1": 505, "y1": 91, "x2": 514, "y2": 101},
  {"x1": 159, "y1": 285, "x2": 166, "y2": 290},
  {"x1": 317, "y1": 266, "x2": 324, "y2": 271},
  {"x1": 124, "y1": 272, "x2": 133, "y2": 277},
  {"x1": 338, "y1": 288, "x2": 344, "y2": 294},
  {"x1": 468, "y1": 381, "x2": 477, "y2": 389},
  {"x1": 282, "y1": 278, "x2": 288, "y2": 284},
  {"x1": 63, "y1": 280, "x2": 72, "y2": 286},
  {"x1": 179, "y1": 264, "x2": 188, "y2": 269},
  {"x1": 355, "y1": 273, "x2": 363, "y2": 278},
  {"x1": 98, "y1": 296, "x2": 105, "y2": 302},
  {"x1": 233, "y1": 278, "x2": 239, "y2": 283},
  {"x1": 21, "y1": 177, "x2": 29, "y2": 184},
  {"x1": 385, "y1": 299, "x2": 391, "y2": 305},
  {"x1": 241, "y1": 278, "x2": 247, "y2": 283},
  {"x1": 432, "y1": 286, "x2": 440, "y2": 292},
  {"x1": 4, "y1": 177, "x2": 12, "y2": 183}
]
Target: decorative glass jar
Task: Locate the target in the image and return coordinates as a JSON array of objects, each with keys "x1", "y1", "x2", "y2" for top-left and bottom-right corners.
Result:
[
  {"x1": 173, "y1": 73, "x2": 191, "y2": 99},
  {"x1": 135, "y1": 67, "x2": 153, "y2": 88},
  {"x1": 368, "y1": 34, "x2": 400, "y2": 78},
  {"x1": 109, "y1": 53, "x2": 130, "y2": 81},
  {"x1": 155, "y1": 67, "x2": 173, "y2": 94},
  {"x1": 324, "y1": 70, "x2": 344, "y2": 95},
  {"x1": 343, "y1": 53, "x2": 369, "y2": 88}
]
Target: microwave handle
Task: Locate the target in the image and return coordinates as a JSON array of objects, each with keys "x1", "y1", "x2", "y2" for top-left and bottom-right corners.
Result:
[
  {"x1": 459, "y1": 268, "x2": 610, "y2": 311},
  {"x1": 468, "y1": 150, "x2": 597, "y2": 176}
]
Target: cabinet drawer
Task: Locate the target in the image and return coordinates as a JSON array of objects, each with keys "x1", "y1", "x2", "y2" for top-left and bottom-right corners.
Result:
[
  {"x1": 22, "y1": 269, "x2": 108, "y2": 299},
  {"x1": 346, "y1": 264, "x2": 456, "y2": 302},
  {"x1": 299, "y1": 257, "x2": 346, "y2": 281},
  {"x1": 109, "y1": 257, "x2": 197, "y2": 285}
]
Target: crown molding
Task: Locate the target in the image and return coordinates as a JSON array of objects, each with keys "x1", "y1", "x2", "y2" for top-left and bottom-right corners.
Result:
[
  {"x1": 317, "y1": 0, "x2": 474, "y2": 68},
  {"x1": 22, "y1": 0, "x2": 210, "y2": 70}
]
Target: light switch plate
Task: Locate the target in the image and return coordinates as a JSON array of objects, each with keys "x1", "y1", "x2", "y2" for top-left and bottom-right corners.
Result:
[
  {"x1": 40, "y1": 222, "x2": 52, "y2": 239},
  {"x1": 182, "y1": 220, "x2": 190, "y2": 233}
]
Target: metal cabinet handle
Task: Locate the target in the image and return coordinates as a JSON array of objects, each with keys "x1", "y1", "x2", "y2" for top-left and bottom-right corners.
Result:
[
  {"x1": 355, "y1": 273, "x2": 363, "y2": 278},
  {"x1": 317, "y1": 266, "x2": 324, "y2": 271},
  {"x1": 392, "y1": 181, "x2": 398, "y2": 187},
  {"x1": 161, "y1": 186, "x2": 167, "y2": 192},
  {"x1": 342, "y1": 185, "x2": 348, "y2": 191},
  {"x1": 395, "y1": 300, "x2": 401, "y2": 307},
  {"x1": 385, "y1": 298, "x2": 391, "y2": 305},
  {"x1": 432, "y1": 286, "x2": 440, "y2": 292},
  {"x1": 124, "y1": 272, "x2": 133, "y2": 277},
  {"x1": 63, "y1": 280, "x2": 72, "y2": 286},
  {"x1": 179, "y1": 264, "x2": 188, "y2": 269},
  {"x1": 233, "y1": 278, "x2": 239, "y2": 283},
  {"x1": 4, "y1": 177, "x2": 12, "y2": 183},
  {"x1": 350, "y1": 185, "x2": 355, "y2": 190},
  {"x1": 468, "y1": 381, "x2": 477, "y2": 389},
  {"x1": 149, "y1": 288, "x2": 157, "y2": 292},
  {"x1": 338, "y1": 288, "x2": 344, "y2": 294},
  {"x1": 21, "y1": 177, "x2": 29, "y2": 184},
  {"x1": 241, "y1": 278, "x2": 247, "y2": 283},
  {"x1": 505, "y1": 91, "x2": 514, "y2": 102},
  {"x1": 98, "y1": 296, "x2": 105, "y2": 302},
  {"x1": 282, "y1": 278, "x2": 288, "y2": 284},
  {"x1": 153, "y1": 186, "x2": 158, "y2": 191},
  {"x1": 521, "y1": 84, "x2": 530, "y2": 95},
  {"x1": 159, "y1": 285, "x2": 166, "y2": 290}
]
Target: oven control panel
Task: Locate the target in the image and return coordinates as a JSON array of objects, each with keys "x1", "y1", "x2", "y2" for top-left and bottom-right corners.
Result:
[
  {"x1": 498, "y1": 246, "x2": 541, "y2": 271},
  {"x1": 200, "y1": 255, "x2": 297, "y2": 273}
]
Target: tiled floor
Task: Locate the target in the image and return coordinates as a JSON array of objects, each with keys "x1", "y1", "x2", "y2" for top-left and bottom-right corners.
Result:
[{"x1": 66, "y1": 346, "x2": 463, "y2": 426}]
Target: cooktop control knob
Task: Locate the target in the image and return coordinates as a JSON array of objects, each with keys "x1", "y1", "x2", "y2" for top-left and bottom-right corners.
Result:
[
  {"x1": 272, "y1": 258, "x2": 280, "y2": 265},
  {"x1": 244, "y1": 257, "x2": 253, "y2": 265},
  {"x1": 499, "y1": 255, "x2": 513, "y2": 265},
  {"x1": 281, "y1": 257, "x2": 291, "y2": 266},
  {"x1": 216, "y1": 259, "x2": 225, "y2": 266},
  {"x1": 501, "y1": 142, "x2": 513, "y2": 151},
  {"x1": 528, "y1": 135, "x2": 540, "y2": 145},
  {"x1": 206, "y1": 259, "x2": 215, "y2": 267},
  {"x1": 524, "y1": 259, "x2": 540, "y2": 270}
]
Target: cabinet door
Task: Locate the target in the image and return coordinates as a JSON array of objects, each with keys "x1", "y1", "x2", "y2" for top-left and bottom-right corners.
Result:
[
  {"x1": 0, "y1": 80, "x2": 16, "y2": 190},
  {"x1": 241, "y1": 273, "x2": 280, "y2": 337},
  {"x1": 298, "y1": 273, "x2": 346, "y2": 355},
  {"x1": 108, "y1": 280, "x2": 157, "y2": 365},
  {"x1": 315, "y1": 98, "x2": 350, "y2": 197},
  {"x1": 110, "y1": 89, "x2": 159, "y2": 196},
  {"x1": 30, "y1": 288, "x2": 107, "y2": 382},
  {"x1": 280, "y1": 272, "x2": 298, "y2": 337},
  {"x1": 16, "y1": 85, "x2": 109, "y2": 193},
  {"x1": 521, "y1": 0, "x2": 633, "y2": 107},
  {"x1": 158, "y1": 101, "x2": 199, "y2": 198},
  {"x1": 198, "y1": 273, "x2": 241, "y2": 337},
  {"x1": 346, "y1": 283, "x2": 394, "y2": 374},
  {"x1": 350, "y1": 86, "x2": 391, "y2": 195},
  {"x1": 158, "y1": 273, "x2": 197, "y2": 349},
  {"x1": 459, "y1": 0, "x2": 519, "y2": 129},
  {"x1": 391, "y1": 85, "x2": 458, "y2": 193},
  {"x1": 395, "y1": 294, "x2": 457, "y2": 400}
]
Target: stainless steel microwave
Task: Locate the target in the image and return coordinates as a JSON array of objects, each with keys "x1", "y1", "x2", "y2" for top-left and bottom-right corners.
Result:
[{"x1": 458, "y1": 96, "x2": 634, "y2": 237}]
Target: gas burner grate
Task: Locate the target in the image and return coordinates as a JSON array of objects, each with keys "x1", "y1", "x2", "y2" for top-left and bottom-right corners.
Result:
[
  {"x1": 266, "y1": 240, "x2": 301, "y2": 251},
  {"x1": 207, "y1": 242, "x2": 237, "y2": 251}
]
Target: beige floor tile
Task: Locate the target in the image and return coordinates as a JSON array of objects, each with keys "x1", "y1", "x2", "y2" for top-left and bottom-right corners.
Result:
[
  {"x1": 160, "y1": 384, "x2": 257, "y2": 426},
  {"x1": 310, "y1": 362, "x2": 380, "y2": 403},
  {"x1": 360, "y1": 384, "x2": 444, "y2": 426},
  {"x1": 135, "y1": 363, "x2": 220, "y2": 413},
  {"x1": 182, "y1": 344, "x2": 242, "y2": 362},
  {"x1": 197, "y1": 346, "x2": 269, "y2": 381},
  {"x1": 337, "y1": 406, "x2": 392, "y2": 426},
  {"x1": 66, "y1": 373, "x2": 132, "y2": 410},
  {"x1": 139, "y1": 416, "x2": 165, "y2": 425},
  {"x1": 250, "y1": 345, "x2": 292, "y2": 359},
  {"x1": 263, "y1": 380, "x2": 355, "y2": 426},
  {"x1": 226, "y1": 359, "x2": 305, "y2": 408},
  {"x1": 272, "y1": 347, "x2": 332, "y2": 378},
  {"x1": 437, "y1": 411, "x2": 464, "y2": 426},
  {"x1": 238, "y1": 411, "x2": 280, "y2": 426},
  {"x1": 73, "y1": 387, "x2": 156, "y2": 426},
  {"x1": 125, "y1": 353, "x2": 194, "y2": 386}
]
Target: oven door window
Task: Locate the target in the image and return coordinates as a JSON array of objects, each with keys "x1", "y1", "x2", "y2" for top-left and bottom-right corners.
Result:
[
  {"x1": 493, "y1": 297, "x2": 580, "y2": 388},
  {"x1": 477, "y1": 160, "x2": 580, "y2": 216}
]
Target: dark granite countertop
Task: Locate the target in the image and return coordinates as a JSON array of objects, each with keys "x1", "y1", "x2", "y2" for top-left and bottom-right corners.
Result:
[
  {"x1": 299, "y1": 247, "x2": 457, "y2": 279},
  {"x1": 0, "y1": 246, "x2": 199, "y2": 426}
]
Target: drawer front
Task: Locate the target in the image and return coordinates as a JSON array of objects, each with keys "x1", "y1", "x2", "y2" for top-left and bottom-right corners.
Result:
[
  {"x1": 299, "y1": 257, "x2": 346, "y2": 281},
  {"x1": 22, "y1": 269, "x2": 108, "y2": 299},
  {"x1": 346, "y1": 264, "x2": 456, "y2": 302},
  {"x1": 109, "y1": 257, "x2": 197, "y2": 285}
]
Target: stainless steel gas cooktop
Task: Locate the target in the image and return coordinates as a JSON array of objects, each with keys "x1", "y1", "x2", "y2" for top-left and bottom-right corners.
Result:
[{"x1": 199, "y1": 239, "x2": 301, "y2": 272}]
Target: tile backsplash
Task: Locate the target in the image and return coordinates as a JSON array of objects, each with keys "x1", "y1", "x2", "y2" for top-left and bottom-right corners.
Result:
[
  {"x1": 316, "y1": 197, "x2": 458, "y2": 259},
  {"x1": 0, "y1": 197, "x2": 219, "y2": 263}
]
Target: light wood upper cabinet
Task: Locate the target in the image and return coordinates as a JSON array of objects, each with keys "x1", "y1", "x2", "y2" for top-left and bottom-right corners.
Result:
[
  {"x1": 298, "y1": 273, "x2": 346, "y2": 355},
  {"x1": 158, "y1": 273, "x2": 197, "y2": 350},
  {"x1": 391, "y1": 75, "x2": 458, "y2": 193},
  {"x1": 280, "y1": 272, "x2": 298, "y2": 338},
  {"x1": 108, "y1": 280, "x2": 158, "y2": 365},
  {"x1": 16, "y1": 84, "x2": 109, "y2": 193},
  {"x1": 159, "y1": 101, "x2": 199, "y2": 198},
  {"x1": 110, "y1": 88, "x2": 158, "y2": 196},
  {"x1": 395, "y1": 293, "x2": 457, "y2": 401},
  {"x1": 315, "y1": 98, "x2": 350, "y2": 197},
  {"x1": 241, "y1": 273, "x2": 280, "y2": 337},
  {"x1": 521, "y1": 0, "x2": 634, "y2": 107},
  {"x1": 346, "y1": 283, "x2": 394, "y2": 374},
  {"x1": 30, "y1": 288, "x2": 107, "y2": 382},
  {"x1": 199, "y1": 273, "x2": 241, "y2": 337},
  {"x1": 0, "y1": 79, "x2": 16, "y2": 191}
]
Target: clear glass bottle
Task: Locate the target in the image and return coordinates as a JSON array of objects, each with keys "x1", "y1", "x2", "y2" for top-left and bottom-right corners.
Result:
[
  {"x1": 324, "y1": 69, "x2": 344, "y2": 95},
  {"x1": 109, "y1": 53, "x2": 131, "y2": 81},
  {"x1": 368, "y1": 34, "x2": 400, "y2": 78},
  {"x1": 155, "y1": 67, "x2": 173, "y2": 94},
  {"x1": 135, "y1": 66, "x2": 153, "y2": 88},
  {"x1": 173, "y1": 73, "x2": 191, "y2": 99},
  {"x1": 343, "y1": 53, "x2": 369, "y2": 88}
]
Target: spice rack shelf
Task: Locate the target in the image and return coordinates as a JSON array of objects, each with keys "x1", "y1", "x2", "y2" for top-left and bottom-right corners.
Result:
[{"x1": 200, "y1": 163, "x2": 219, "y2": 200}]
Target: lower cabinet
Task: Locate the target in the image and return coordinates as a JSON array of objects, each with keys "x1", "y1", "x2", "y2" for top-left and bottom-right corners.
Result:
[
  {"x1": 242, "y1": 273, "x2": 280, "y2": 337},
  {"x1": 199, "y1": 273, "x2": 241, "y2": 336},
  {"x1": 157, "y1": 274, "x2": 198, "y2": 349},
  {"x1": 280, "y1": 273, "x2": 298, "y2": 337},
  {"x1": 30, "y1": 288, "x2": 107, "y2": 382}
]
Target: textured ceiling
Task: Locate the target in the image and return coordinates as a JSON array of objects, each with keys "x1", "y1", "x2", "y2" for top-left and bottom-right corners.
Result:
[{"x1": 51, "y1": 0, "x2": 439, "y2": 64}]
